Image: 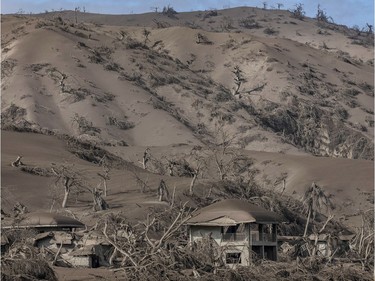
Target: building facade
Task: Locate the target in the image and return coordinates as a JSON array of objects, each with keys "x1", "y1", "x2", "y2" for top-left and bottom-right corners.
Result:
[{"x1": 187, "y1": 199, "x2": 281, "y2": 267}]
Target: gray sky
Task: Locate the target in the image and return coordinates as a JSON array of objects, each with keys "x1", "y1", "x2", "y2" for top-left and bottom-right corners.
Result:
[{"x1": 1, "y1": 0, "x2": 374, "y2": 28}]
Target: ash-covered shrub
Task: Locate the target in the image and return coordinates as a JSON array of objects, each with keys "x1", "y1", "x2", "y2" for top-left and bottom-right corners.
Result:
[
  {"x1": 263, "y1": 27, "x2": 279, "y2": 35},
  {"x1": 239, "y1": 17, "x2": 261, "y2": 29},
  {"x1": 2, "y1": 258, "x2": 58, "y2": 281},
  {"x1": 107, "y1": 116, "x2": 135, "y2": 130}
]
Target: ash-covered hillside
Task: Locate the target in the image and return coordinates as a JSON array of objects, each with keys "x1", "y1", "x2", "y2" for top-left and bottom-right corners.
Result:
[{"x1": 2, "y1": 6, "x2": 374, "y2": 159}]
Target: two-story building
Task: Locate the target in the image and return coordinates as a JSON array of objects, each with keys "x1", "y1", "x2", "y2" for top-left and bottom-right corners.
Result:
[{"x1": 187, "y1": 199, "x2": 281, "y2": 267}]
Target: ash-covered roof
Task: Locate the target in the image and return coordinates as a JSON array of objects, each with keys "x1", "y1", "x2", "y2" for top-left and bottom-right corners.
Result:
[
  {"x1": 2, "y1": 212, "x2": 85, "y2": 229},
  {"x1": 187, "y1": 199, "x2": 281, "y2": 226}
]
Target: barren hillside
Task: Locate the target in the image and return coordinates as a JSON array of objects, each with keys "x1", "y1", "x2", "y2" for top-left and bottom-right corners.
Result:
[
  {"x1": 2, "y1": 7, "x2": 374, "y2": 158},
  {"x1": 2, "y1": 5, "x2": 374, "y2": 225},
  {"x1": 1, "y1": 6, "x2": 374, "y2": 280}
]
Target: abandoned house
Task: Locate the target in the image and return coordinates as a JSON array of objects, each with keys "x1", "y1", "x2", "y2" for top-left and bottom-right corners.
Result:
[
  {"x1": 308, "y1": 233, "x2": 355, "y2": 257},
  {"x1": 68, "y1": 245, "x2": 100, "y2": 268},
  {"x1": 73, "y1": 231, "x2": 113, "y2": 267},
  {"x1": 187, "y1": 199, "x2": 281, "y2": 267},
  {"x1": 2, "y1": 212, "x2": 85, "y2": 233}
]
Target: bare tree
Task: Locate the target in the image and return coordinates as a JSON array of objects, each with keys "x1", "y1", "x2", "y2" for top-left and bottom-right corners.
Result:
[
  {"x1": 262, "y1": 2, "x2": 267, "y2": 10},
  {"x1": 99, "y1": 203, "x2": 193, "y2": 278},
  {"x1": 232, "y1": 65, "x2": 246, "y2": 97},
  {"x1": 131, "y1": 170, "x2": 150, "y2": 193},
  {"x1": 51, "y1": 164, "x2": 83, "y2": 208},
  {"x1": 162, "y1": 5, "x2": 178, "y2": 18},
  {"x1": 157, "y1": 179, "x2": 169, "y2": 202},
  {"x1": 142, "y1": 28, "x2": 151, "y2": 45},
  {"x1": 150, "y1": 6, "x2": 159, "y2": 13},
  {"x1": 366, "y1": 23, "x2": 373, "y2": 35},
  {"x1": 187, "y1": 149, "x2": 207, "y2": 196},
  {"x1": 74, "y1": 7, "x2": 80, "y2": 24},
  {"x1": 302, "y1": 182, "x2": 333, "y2": 237},
  {"x1": 97, "y1": 163, "x2": 110, "y2": 197},
  {"x1": 142, "y1": 148, "x2": 150, "y2": 169},
  {"x1": 349, "y1": 209, "x2": 374, "y2": 269},
  {"x1": 92, "y1": 187, "x2": 109, "y2": 211},
  {"x1": 291, "y1": 3, "x2": 305, "y2": 20},
  {"x1": 277, "y1": 3, "x2": 284, "y2": 9},
  {"x1": 208, "y1": 123, "x2": 239, "y2": 181},
  {"x1": 316, "y1": 5, "x2": 333, "y2": 23}
]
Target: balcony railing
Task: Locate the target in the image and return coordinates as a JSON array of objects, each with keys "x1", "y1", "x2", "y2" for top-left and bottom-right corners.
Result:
[
  {"x1": 221, "y1": 232, "x2": 276, "y2": 242},
  {"x1": 221, "y1": 233, "x2": 246, "y2": 241},
  {"x1": 251, "y1": 232, "x2": 276, "y2": 242}
]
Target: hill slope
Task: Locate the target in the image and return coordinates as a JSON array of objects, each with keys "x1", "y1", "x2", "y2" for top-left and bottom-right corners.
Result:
[
  {"x1": 1, "y1": 7, "x2": 374, "y2": 159},
  {"x1": 1, "y1": 7, "x2": 374, "y2": 228}
]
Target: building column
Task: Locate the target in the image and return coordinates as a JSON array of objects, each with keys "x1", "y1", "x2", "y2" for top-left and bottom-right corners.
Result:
[{"x1": 272, "y1": 224, "x2": 277, "y2": 242}]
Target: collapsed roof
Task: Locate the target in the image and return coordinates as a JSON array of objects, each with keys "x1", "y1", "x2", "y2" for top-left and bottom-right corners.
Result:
[
  {"x1": 2, "y1": 212, "x2": 85, "y2": 229},
  {"x1": 187, "y1": 199, "x2": 282, "y2": 226}
]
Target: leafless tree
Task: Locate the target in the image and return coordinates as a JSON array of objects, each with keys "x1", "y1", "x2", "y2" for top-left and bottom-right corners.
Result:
[
  {"x1": 92, "y1": 187, "x2": 109, "y2": 211},
  {"x1": 349, "y1": 209, "x2": 374, "y2": 269},
  {"x1": 131, "y1": 170, "x2": 150, "y2": 193},
  {"x1": 157, "y1": 179, "x2": 169, "y2": 202},
  {"x1": 100, "y1": 202, "x2": 193, "y2": 276},
  {"x1": 150, "y1": 6, "x2": 159, "y2": 13},
  {"x1": 263, "y1": 2, "x2": 267, "y2": 10},
  {"x1": 50, "y1": 164, "x2": 84, "y2": 208},
  {"x1": 74, "y1": 7, "x2": 80, "y2": 24},
  {"x1": 366, "y1": 23, "x2": 373, "y2": 35},
  {"x1": 208, "y1": 123, "x2": 239, "y2": 181},
  {"x1": 316, "y1": 5, "x2": 333, "y2": 23},
  {"x1": 142, "y1": 148, "x2": 150, "y2": 169},
  {"x1": 97, "y1": 158, "x2": 110, "y2": 197},
  {"x1": 187, "y1": 149, "x2": 207, "y2": 196},
  {"x1": 142, "y1": 28, "x2": 151, "y2": 45},
  {"x1": 302, "y1": 182, "x2": 333, "y2": 237},
  {"x1": 162, "y1": 5, "x2": 178, "y2": 18},
  {"x1": 232, "y1": 65, "x2": 246, "y2": 97},
  {"x1": 291, "y1": 3, "x2": 305, "y2": 20},
  {"x1": 277, "y1": 3, "x2": 284, "y2": 9}
]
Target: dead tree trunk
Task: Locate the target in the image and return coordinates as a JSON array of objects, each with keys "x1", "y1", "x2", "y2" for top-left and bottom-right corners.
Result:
[
  {"x1": 92, "y1": 188, "x2": 109, "y2": 211},
  {"x1": 168, "y1": 161, "x2": 176, "y2": 176},
  {"x1": 189, "y1": 173, "x2": 198, "y2": 196},
  {"x1": 98, "y1": 168, "x2": 110, "y2": 197},
  {"x1": 142, "y1": 148, "x2": 150, "y2": 170},
  {"x1": 109, "y1": 248, "x2": 117, "y2": 266},
  {"x1": 62, "y1": 177, "x2": 71, "y2": 208},
  {"x1": 51, "y1": 165, "x2": 82, "y2": 209},
  {"x1": 158, "y1": 179, "x2": 169, "y2": 202},
  {"x1": 11, "y1": 156, "x2": 24, "y2": 167}
]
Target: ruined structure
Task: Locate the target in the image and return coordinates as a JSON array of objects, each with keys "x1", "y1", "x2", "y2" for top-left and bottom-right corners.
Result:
[{"x1": 187, "y1": 199, "x2": 281, "y2": 267}]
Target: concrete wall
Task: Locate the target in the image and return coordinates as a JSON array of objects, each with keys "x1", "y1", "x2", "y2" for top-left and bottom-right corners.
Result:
[
  {"x1": 190, "y1": 225, "x2": 251, "y2": 266},
  {"x1": 190, "y1": 225, "x2": 222, "y2": 245},
  {"x1": 190, "y1": 223, "x2": 278, "y2": 265},
  {"x1": 70, "y1": 256, "x2": 93, "y2": 268}
]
